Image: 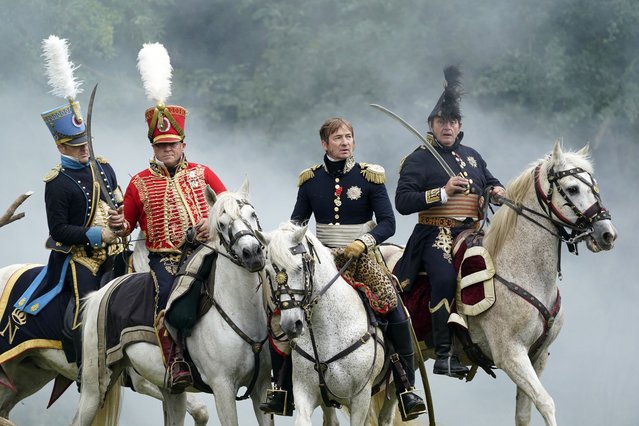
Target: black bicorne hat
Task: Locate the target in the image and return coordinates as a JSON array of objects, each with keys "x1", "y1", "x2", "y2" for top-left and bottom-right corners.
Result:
[{"x1": 427, "y1": 65, "x2": 463, "y2": 122}]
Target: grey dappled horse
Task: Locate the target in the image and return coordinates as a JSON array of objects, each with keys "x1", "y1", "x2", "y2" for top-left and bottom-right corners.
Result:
[
  {"x1": 373, "y1": 141, "x2": 617, "y2": 426},
  {"x1": 258, "y1": 223, "x2": 389, "y2": 426},
  {"x1": 72, "y1": 180, "x2": 273, "y2": 426}
]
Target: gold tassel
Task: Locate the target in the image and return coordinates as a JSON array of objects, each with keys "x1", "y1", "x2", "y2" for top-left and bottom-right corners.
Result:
[
  {"x1": 43, "y1": 165, "x2": 62, "y2": 182},
  {"x1": 298, "y1": 165, "x2": 321, "y2": 186},
  {"x1": 360, "y1": 163, "x2": 386, "y2": 184}
]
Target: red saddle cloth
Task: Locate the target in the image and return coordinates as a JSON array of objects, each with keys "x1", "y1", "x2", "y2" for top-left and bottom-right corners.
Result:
[{"x1": 397, "y1": 234, "x2": 490, "y2": 344}]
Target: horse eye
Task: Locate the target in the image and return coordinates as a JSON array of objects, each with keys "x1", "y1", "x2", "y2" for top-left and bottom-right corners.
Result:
[{"x1": 566, "y1": 186, "x2": 579, "y2": 195}]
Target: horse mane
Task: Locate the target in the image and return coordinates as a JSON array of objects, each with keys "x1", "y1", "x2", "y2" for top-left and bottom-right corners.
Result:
[
  {"x1": 483, "y1": 148, "x2": 593, "y2": 257},
  {"x1": 208, "y1": 190, "x2": 245, "y2": 245}
]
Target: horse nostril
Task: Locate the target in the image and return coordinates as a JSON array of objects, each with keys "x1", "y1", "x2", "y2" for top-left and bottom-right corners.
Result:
[
  {"x1": 295, "y1": 320, "x2": 303, "y2": 334},
  {"x1": 242, "y1": 247, "x2": 251, "y2": 258},
  {"x1": 604, "y1": 231, "x2": 616, "y2": 244}
]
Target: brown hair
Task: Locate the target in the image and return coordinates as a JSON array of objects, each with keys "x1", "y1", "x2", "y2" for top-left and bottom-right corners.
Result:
[{"x1": 319, "y1": 117, "x2": 354, "y2": 142}]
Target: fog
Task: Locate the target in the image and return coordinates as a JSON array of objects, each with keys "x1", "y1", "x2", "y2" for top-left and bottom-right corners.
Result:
[{"x1": 0, "y1": 1, "x2": 637, "y2": 425}]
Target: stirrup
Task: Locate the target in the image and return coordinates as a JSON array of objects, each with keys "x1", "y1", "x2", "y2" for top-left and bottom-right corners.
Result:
[
  {"x1": 398, "y1": 388, "x2": 427, "y2": 422},
  {"x1": 260, "y1": 388, "x2": 293, "y2": 416},
  {"x1": 167, "y1": 359, "x2": 192, "y2": 393}
]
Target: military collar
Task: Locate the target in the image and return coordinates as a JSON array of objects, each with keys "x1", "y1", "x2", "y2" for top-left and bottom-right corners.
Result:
[
  {"x1": 149, "y1": 155, "x2": 189, "y2": 177},
  {"x1": 427, "y1": 131, "x2": 464, "y2": 152},
  {"x1": 60, "y1": 154, "x2": 89, "y2": 170},
  {"x1": 323, "y1": 155, "x2": 355, "y2": 176}
]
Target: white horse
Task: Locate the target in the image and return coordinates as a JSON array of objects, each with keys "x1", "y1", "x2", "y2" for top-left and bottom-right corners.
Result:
[
  {"x1": 72, "y1": 181, "x2": 273, "y2": 426},
  {"x1": 258, "y1": 222, "x2": 388, "y2": 426},
  {"x1": 373, "y1": 141, "x2": 617, "y2": 426},
  {"x1": 0, "y1": 249, "x2": 207, "y2": 423}
]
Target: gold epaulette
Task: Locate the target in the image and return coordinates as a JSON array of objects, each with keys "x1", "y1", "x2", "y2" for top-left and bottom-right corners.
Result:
[
  {"x1": 298, "y1": 164, "x2": 322, "y2": 187},
  {"x1": 95, "y1": 156, "x2": 108, "y2": 164},
  {"x1": 424, "y1": 133, "x2": 438, "y2": 147},
  {"x1": 360, "y1": 162, "x2": 386, "y2": 184},
  {"x1": 399, "y1": 155, "x2": 409, "y2": 174},
  {"x1": 43, "y1": 165, "x2": 62, "y2": 182}
]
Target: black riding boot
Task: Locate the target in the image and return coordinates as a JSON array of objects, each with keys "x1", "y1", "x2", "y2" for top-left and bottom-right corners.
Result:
[
  {"x1": 62, "y1": 300, "x2": 83, "y2": 391},
  {"x1": 431, "y1": 304, "x2": 469, "y2": 377},
  {"x1": 259, "y1": 346, "x2": 294, "y2": 416},
  {"x1": 71, "y1": 324, "x2": 83, "y2": 390},
  {"x1": 386, "y1": 319, "x2": 427, "y2": 421}
]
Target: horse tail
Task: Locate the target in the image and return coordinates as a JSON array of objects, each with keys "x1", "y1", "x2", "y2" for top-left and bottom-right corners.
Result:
[{"x1": 90, "y1": 377, "x2": 122, "y2": 426}]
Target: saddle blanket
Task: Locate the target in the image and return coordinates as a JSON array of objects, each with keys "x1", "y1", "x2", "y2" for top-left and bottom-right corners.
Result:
[
  {"x1": 98, "y1": 271, "x2": 216, "y2": 395},
  {"x1": 100, "y1": 272, "x2": 159, "y2": 366},
  {"x1": 0, "y1": 264, "x2": 66, "y2": 364},
  {"x1": 397, "y1": 232, "x2": 495, "y2": 343}
]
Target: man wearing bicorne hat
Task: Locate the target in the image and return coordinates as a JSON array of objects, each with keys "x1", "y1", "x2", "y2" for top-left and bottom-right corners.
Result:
[
  {"x1": 107, "y1": 43, "x2": 226, "y2": 392},
  {"x1": 395, "y1": 66, "x2": 505, "y2": 378},
  {"x1": 14, "y1": 36, "x2": 126, "y2": 386},
  {"x1": 259, "y1": 117, "x2": 426, "y2": 421}
]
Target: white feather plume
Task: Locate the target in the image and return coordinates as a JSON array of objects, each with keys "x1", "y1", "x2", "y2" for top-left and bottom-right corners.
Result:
[
  {"x1": 137, "y1": 42, "x2": 173, "y2": 104},
  {"x1": 41, "y1": 35, "x2": 83, "y2": 100}
]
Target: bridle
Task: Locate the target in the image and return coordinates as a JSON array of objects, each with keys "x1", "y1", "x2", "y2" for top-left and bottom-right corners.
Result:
[
  {"x1": 534, "y1": 164, "x2": 610, "y2": 247},
  {"x1": 496, "y1": 163, "x2": 610, "y2": 258},
  {"x1": 214, "y1": 198, "x2": 263, "y2": 266},
  {"x1": 485, "y1": 163, "x2": 611, "y2": 360},
  {"x1": 268, "y1": 238, "x2": 317, "y2": 312},
  {"x1": 266, "y1": 236, "x2": 376, "y2": 408}
]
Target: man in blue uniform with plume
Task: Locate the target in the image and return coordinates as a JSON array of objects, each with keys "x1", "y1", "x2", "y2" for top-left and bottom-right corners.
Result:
[
  {"x1": 395, "y1": 66, "x2": 505, "y2": 378},
  {"x1": 14, "y1": 36, "x2": 125, "y2": 385}
]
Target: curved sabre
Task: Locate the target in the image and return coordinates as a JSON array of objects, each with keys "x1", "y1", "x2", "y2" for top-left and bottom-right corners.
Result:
[{"x1": 370, "y1": 103, "x2": 455, "y2": 178}]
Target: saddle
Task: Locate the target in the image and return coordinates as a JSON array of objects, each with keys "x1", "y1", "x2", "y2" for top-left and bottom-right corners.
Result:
[
  {"x1": 0, "y1": 265, "x2": 67, "y2": 364},
  {"x1": 398, "y1": 230, "x2": 496, "y2": 341},
  {"x1": 398, "y1": 230, "x2": 498, "y2": 378}
]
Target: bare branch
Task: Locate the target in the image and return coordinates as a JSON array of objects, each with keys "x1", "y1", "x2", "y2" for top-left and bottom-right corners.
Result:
[{"x1": 0, "y1": 191, "x2": 34, "y2": 228}]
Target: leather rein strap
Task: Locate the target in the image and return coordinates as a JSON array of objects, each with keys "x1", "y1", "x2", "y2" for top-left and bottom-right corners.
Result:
[
  {"x1": 194, "y1": 239, "x2": 267, "y2": 400},
  {"x1": 494, "y1": 275, "x2": 561, "y2": 360}
]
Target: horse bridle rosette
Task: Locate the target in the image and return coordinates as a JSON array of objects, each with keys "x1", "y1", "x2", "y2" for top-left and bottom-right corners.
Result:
[
  {"x1": 537, "y1": 165, "x2": 611, "y2": 231},
  {"x1": 268, "y1": 240, "x2": 315, "y2": 311}
]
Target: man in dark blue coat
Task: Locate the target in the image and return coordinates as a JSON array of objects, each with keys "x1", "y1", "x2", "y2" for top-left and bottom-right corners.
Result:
[
  {"x1": 260, "y1": 117, "x2": 426, "y2": 421},
  {"x1": 395, "y1": 66, "x2": 505, "y2": 378},
  {"x1": 15, "y1": 97, "x2": 126, "y2": 384}
]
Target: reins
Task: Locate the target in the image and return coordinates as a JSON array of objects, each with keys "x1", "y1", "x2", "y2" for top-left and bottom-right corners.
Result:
[
  {"x1": 187, "y1": 198, "x2": 266, "y2": 400},
  {"x1": 478, "y1": 161, "x2": 607, "y2": 360},
  {"x1": 490, "y1": 163, "x2": 610, "y2": 279},
  {"x1": 269, "y1": 239, "x2": 381, "y2": 408}
]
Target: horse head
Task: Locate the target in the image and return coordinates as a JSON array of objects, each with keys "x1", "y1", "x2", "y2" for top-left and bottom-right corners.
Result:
[
  {"x1": 259, "y1": 222, "x2": 335, "y2": 340},
  {"x1": 205, "y1": 176, "x2": 265, "y2": 272},
  {"x1": 540, "y1": 140, "x2": 617, "y2": 252}
]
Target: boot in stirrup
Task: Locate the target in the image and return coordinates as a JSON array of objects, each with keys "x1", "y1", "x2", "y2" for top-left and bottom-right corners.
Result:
[
  {"x1": 431, "y1": 304, "x2": 469, "y2": 378},
  {"x1": 259, "y1": 348, "x2": 294, "y2": 416}
]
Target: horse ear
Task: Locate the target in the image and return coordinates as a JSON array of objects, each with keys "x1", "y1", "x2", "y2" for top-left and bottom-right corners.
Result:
[
  {"x1": 255, "y1": 229, "x2": 271, "y2": 246},
  {"x1": 577, "y1": 143, "x2": 590, "y2": 157},
  {"x1": 552, "y1": 138, "x2": 566, "y2": 168},
  {"x1": 205, "y1": 185, "x2": 218, "y2": 207},
  {"x1": 237, "y1": 175, "x2": 250, "y2": 197},
  {"x1": 292, "y1": 224, "x2": 308, "y2": 244}
]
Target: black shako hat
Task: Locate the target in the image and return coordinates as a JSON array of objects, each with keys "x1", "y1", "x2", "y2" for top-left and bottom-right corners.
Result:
[{"x1": 427, "y1": 65, "x2": 463, "y2": 123}]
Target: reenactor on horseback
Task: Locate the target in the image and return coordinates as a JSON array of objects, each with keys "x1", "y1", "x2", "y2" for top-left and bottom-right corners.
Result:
[
  {"x1": 260, "y1": 117, "x2": 427, "y2": 421},
  {"x1": 107, "y1": 43, "x2": 227, "y2": 392},
  {"x1": 395, "y1": 66, "x2": 505, "y2": 378},
  {"x1": 17, "y1": 36, "x2": 126, "y2": 386}
]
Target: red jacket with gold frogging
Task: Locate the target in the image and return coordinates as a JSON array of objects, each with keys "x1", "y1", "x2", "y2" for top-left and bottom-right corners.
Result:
[{"x1": 123, "y1": 159, "x2": 226, "y2": 253}]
